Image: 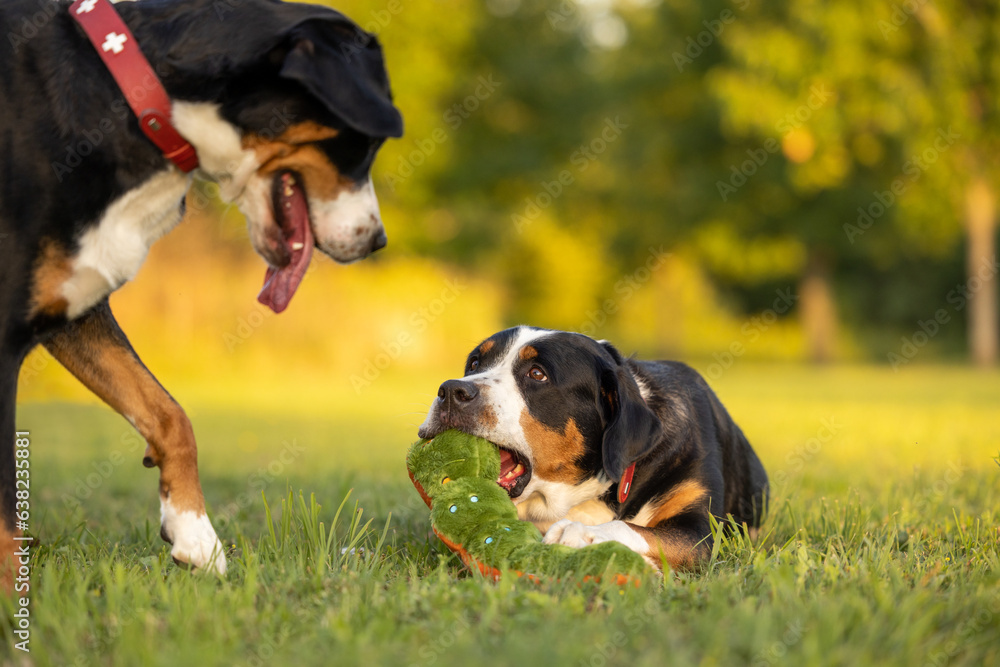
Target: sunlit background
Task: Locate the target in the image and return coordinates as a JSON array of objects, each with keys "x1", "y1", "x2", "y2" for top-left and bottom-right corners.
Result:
[{"x1": 17, "y1": 0, "x2": 999, "y2": 472}]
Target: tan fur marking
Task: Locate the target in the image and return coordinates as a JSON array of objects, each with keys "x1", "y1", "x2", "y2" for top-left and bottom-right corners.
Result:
[
  {"x1": 519, "y1": 345, "x2": 538, "y2": 360},
  {"x1": 645, "y1": 479, "x2": 709, "y2": 527},
  {"x1": 625, "y1": 522, "x2": 706, "y2": 571},
  {"x1": 479, "y1": 405, "x2": 498, "y2": 430},
  {"x1": 518, "y1": 411, "x2": 585, "y2": 484},
  {"x1": 29, "y1": 239, "x2": 73, "y2": 318},
  {"x1": 242, "y1": 122, "x2": 350, "y2": 202},
  {"x1": 478, "y1": 340, "x2": 495, "y2": 355},
  {"x1": 277, "y1": 121, "x2": 339, "y2": 145}
]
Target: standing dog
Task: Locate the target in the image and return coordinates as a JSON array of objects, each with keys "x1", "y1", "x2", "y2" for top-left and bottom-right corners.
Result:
[
  {"x1": 0, "y1": 0, "x2": 402, "y2": 587},
  {"x1": 418, "y1": 327, "x2": 768, "y2": 570}
]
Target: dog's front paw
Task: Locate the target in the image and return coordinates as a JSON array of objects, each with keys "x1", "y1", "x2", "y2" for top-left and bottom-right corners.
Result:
[
  {"x1": 160, "y1": 500, "x2": 227, "y2": 575},
  {"x1": 543, "y1": 519, "x2": 648, "y2": 554},
  {"x1": 543, "y1": 519, "x2": 607, "y2": 548}
]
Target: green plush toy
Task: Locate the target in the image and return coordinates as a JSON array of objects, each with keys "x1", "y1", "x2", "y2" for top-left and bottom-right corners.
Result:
[{"x1": 406, "y1": 429, "x2": 650, "y2": 583}]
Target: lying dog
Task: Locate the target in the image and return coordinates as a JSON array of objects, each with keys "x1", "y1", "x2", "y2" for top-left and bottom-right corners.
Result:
[
  {"x1": 0, "y1": 0, "x2": 402, "y2": 586},
  {"x1": 418, "y1": 327, "x2": 768, "y2": 570}
]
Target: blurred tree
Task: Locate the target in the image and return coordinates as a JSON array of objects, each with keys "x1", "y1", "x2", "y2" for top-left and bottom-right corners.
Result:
[{"x1": 708, "y1": 0, "x2": 999, "y2": 364}]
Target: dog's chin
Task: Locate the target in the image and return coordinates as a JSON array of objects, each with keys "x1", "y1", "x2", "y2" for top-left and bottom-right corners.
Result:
[
  {"x1": 416, "y1": 423, "x2": 439, "y2": 440},
  {"x1": 315, "y1": 240, "x2": 375, "y2": 265}
]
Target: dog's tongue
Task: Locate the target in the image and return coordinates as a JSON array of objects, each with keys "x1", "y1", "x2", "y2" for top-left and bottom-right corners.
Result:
[
  {"x1": 498, "y1": 448, "x2": 517, "y2": 477},
  {"x1": 258, "y1": 173, "x2": 314, "y2": 313}
]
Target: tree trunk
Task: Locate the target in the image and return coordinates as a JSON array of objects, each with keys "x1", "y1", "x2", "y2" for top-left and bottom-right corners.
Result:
[
  {"x1": 965, "y1": 179, "x2": 998, "y2": 367},
  {"x1": 799, "y1": 252, "x2": 837, "y2": 363}
]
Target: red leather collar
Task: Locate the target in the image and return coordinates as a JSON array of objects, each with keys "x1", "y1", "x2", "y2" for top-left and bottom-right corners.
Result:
[
  {"x1": 69, "y1": 0, "x2": 199, "y2": 172},
  {"x1": 618, "y1": 462, "x2": 636, "y2": 504}
]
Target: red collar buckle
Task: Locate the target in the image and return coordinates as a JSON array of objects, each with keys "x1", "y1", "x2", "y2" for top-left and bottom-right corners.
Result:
[
  {"x1": 618, "y1": 462, "x2": 636, "y2": 504},
  {"x1": 69, "y1": 0, "x2": 199, "y2": 172}
]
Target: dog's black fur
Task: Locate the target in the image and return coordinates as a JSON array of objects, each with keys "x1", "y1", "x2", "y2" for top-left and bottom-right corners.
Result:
[
  {"x1": 420, "y1": 327, "x2": 768, "y2": 569},
  {"x1": 0, "y1": 0, "x2": 401, "y2": 584}
]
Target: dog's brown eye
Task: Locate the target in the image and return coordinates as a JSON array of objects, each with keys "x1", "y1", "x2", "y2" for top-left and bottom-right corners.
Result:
[
  {"x1": 469, "y1": 359, "x2": 479, "y2": 372},
  {"x1": 527, "y1": 366, "x2": 547, "y2": 382}
]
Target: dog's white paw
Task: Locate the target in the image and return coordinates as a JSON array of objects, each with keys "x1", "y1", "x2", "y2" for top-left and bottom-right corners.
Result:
[
  {"x1": 160, "y1": 499, "x2": 227, "y2": 575},
  {"x1": 543, "y1": 519, "x2": 648, "y2": 555}
]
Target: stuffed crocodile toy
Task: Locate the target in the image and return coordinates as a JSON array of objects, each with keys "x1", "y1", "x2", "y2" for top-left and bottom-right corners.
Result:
[{"x1": 406, "y1": 429, "x2": 650, "y2": 583}]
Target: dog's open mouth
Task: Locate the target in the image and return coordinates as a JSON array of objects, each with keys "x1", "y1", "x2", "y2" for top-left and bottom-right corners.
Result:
[
  {"x1": 497, "y1": 446, "x2": 531, "y2": 498},
  {"x1": 258, "y1": 171, "x2": 314, "y2": 314}
]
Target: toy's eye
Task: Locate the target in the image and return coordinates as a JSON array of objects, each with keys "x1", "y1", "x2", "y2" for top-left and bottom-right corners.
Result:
[{"x1": 527, "y1": 366, "x2": 547, "y2": 382}]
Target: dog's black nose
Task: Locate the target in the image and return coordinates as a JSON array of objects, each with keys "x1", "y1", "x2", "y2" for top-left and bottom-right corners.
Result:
[
  {"x1": 370, "y1": 228, "x2": 387, "y2": 253},
  {"x1": 438, "y1": 379, "x2": 479, "y2": 404}
]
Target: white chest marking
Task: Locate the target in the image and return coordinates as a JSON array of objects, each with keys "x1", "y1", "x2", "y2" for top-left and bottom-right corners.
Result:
[
  {"x1": 62, "y1": 169, "x2": 189, "y2": 318},
  {"x1": 515, "y1": 476, "x2": 612, "y2": 523},
  {"x1": 171, "y1": 101, "x2": 259, "y2": 202}
]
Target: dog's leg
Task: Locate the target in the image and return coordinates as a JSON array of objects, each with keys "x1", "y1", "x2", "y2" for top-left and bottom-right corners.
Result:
[
  {"x1": 44, "y1": 300, "x2": 226, "y2": 574},
  {"x1": 543, "y1": 510, "x2": 711, "y2": 571}
]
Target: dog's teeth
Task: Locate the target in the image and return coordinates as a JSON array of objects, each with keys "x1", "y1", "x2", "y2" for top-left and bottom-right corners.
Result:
[
  {"x1": 512, "y1": 464, "x2": 524, "y2": 475},
  {"x1": 284, "y1": 186, "x2": 294, "y2": 197},
  {"x1": 291, "y1": 242, "x2": 304, "y2": 251}
]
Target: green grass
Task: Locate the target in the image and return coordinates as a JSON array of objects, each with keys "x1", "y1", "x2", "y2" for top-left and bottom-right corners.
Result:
[{"x1": 2, "y1": 364, "x2": 999, "y2": 666}]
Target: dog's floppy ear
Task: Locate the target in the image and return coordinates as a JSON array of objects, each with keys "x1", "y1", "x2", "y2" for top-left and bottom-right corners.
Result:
[
  {"x1": 279, "y1": 19, "x2": 403, "y2": 138},
  {"x1": 597, "y1": 342, "x2": 662, "y2": 483}
]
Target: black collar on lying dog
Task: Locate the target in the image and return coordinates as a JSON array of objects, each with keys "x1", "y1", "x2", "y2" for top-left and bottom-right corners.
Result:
[{"x1": 69, "y1": 0, "x2": 199, "y2": 172}]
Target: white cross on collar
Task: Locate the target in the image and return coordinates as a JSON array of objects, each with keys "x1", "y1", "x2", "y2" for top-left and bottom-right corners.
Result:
[
  {"x1": 76, "y1": 0, "x2": 99, "y2": 14},
  {"x1": 101, "y1": 32, "x2": 127, "y2": 54}
]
